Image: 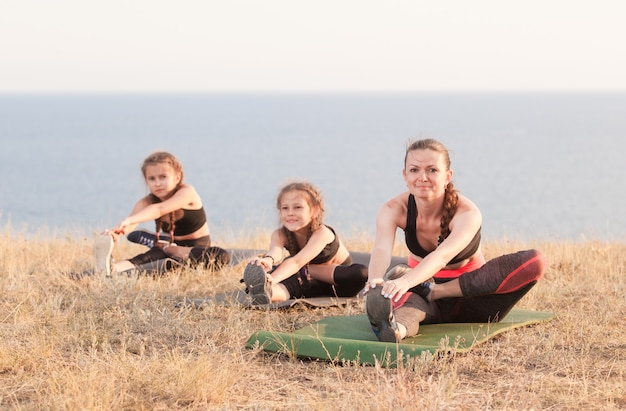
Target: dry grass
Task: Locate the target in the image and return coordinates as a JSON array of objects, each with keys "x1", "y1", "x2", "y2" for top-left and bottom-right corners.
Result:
[{"x1": 0, "y1": 227, "x2": 624, "y2": 410}]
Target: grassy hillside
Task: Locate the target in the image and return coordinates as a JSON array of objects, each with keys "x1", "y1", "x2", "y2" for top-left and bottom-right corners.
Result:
[{"x1": 0, "y1": 229, "x2": 624, "y2": 410}]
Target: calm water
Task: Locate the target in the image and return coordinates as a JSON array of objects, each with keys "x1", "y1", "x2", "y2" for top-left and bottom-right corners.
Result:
[{"x1": 1, "y1": 92, "x2": 625, "y2": 242}]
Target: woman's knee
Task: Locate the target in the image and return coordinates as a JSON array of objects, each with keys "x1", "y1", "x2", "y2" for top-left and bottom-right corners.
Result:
[{"x1": 460, "y1": 248, "x2": 546, "y2": 297}]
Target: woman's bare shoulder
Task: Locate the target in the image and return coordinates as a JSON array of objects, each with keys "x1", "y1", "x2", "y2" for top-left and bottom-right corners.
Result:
[
  {"x1": 457, "y1": 194, "x2": 481, "y2": 213},
  {"x1": 382, "y1": 191, "x2": 410, "y2": 211},
  {"x1": 378, "y1": 191, "x2": 410, "y2": 229}
]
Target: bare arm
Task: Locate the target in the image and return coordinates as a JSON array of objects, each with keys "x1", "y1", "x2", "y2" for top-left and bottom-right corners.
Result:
[
  {"x1": 248, "y1": 229, "x2": 287, "y2": 271},
  {"x1": 368, "y1": 202, "x2": 400, "y2": 281},
  {"x1": 365, "y1": 194, "x2": 407, "y2": 293},
  {"x1": 109, "y1": 184, "x2": 201, "y2": 235},
  {"x1": 268, "y1": 225, "x2": 335, "y2": 284}
]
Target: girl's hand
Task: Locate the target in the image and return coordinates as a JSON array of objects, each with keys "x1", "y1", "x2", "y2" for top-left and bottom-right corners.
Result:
[
  {"x1": 102, "y1": 230, "x2": 120, "y2": 243},
  {"x1": 112, "y1": 218, "x2": 132, "y2": 235},
  {"x1": 248, "y1": 256, "x2": 274, "y2": 271},
  {"x1": 363, "y1": 278, "x2": 384, "y2": 295}
]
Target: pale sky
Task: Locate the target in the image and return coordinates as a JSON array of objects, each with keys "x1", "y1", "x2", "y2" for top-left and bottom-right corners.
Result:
[{"x1": 1, "y1": 0, "x2": 625, "y2": 92}]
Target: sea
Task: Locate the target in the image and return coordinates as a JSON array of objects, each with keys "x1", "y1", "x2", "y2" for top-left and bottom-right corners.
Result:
[{"x1": 1, "y1": 92, "x2": 625, "y2": 243}]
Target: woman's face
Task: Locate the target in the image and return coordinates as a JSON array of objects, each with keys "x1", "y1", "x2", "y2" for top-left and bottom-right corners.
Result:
[
  {"x1": 144, "y1": 163, "x2": 182, "y2": 200},
  {"x1": 402, "y1": 149, "x2": 452, "y2": 200},
  {"x1": 278, "y1": 190, "x2": 318, "y2": 233}
]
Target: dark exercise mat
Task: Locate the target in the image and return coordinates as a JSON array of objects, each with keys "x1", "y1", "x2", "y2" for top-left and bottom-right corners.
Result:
[{"x1": 177, "y1": 289, "x2": 362, "y2": 310}]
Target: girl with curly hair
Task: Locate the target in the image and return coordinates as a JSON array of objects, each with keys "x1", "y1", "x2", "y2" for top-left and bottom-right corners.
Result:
[{"x1": 243, "y1": 181, "x2": 367, "y2": 304}]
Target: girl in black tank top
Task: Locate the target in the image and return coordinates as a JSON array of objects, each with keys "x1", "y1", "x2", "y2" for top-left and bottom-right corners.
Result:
[
  {"x1": 94, "y1": 151, "x2": 229, "y2": 275},
  {"x1": 242, "y1": 181, "x2": 368, "y2": 304}
]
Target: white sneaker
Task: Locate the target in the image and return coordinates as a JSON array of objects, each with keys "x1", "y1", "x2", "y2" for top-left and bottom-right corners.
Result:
[{"x1": 93, "y1": 235, "x2": 114, "y2": 276}]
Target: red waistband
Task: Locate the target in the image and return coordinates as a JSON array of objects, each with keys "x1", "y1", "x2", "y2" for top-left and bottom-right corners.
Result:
[{"x1": 407, "y1": 254, "x2": 485, "y2": 279}]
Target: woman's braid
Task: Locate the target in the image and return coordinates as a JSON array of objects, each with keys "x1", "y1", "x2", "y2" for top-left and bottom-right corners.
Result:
[{"x1": 439, "y1": 182, "x2": 459, "y2": 244}]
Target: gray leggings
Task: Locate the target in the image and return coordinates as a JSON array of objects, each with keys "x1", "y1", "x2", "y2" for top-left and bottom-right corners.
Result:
[
  {"x1": 395, "y1": 249, "x2": 545, "y2": 337},
  {"x1": 128, "y1": 236, "x2": 230, "y2": 272}
]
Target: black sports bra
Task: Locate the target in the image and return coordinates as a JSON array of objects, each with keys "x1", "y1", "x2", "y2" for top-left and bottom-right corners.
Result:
[
  {"x1": 404, "y1": 194, "x2": 481, "y2": 265},
  {"x1": 286, "y1": 225, "x2": 340, "y2": 265},
  {"x1": 160, "y1": 207, "x2": 207, "y2": 236}
]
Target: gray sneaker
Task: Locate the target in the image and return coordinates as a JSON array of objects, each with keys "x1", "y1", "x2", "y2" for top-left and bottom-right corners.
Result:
[
  {"x1": 243, "y1": 264, "x2": 272, "y2": 305},
  {"x1": 384, "y1": 264, "x2": 411, "y2": 280},
  {"x1": 93, "y1": 235, "x2": 114, "y2": 276},
  {"x1": 366, "y1": 286, "x2": 400, "y2": 343}
]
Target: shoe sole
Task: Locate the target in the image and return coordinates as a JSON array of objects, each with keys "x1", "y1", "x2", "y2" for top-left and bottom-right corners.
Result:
[
  {"x1": 93, "y1": 235, "x2": 114, "y2": 275},
  {"x1": 243, "y1": 264, "x2": 271, "y2": 305},
  {"x1": 366, "y1": 288, "x2": 399, "y2": 343}
]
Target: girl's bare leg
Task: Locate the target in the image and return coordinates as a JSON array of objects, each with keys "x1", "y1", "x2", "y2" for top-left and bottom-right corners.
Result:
[
  {"x1": 270, "y1": 283, "x2": 291, "y2": 302},
  {"x1": 306, "y1": 264, "x2": 336, "y2": 283},
  {"x1": 112, "y1": 260, "x2": 136, "y2": 272}
]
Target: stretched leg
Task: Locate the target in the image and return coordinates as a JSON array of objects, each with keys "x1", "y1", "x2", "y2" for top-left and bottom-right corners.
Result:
[
  {"x1": 300, "y1": 263, "x2": 368, "y2": 298},
  {"x1": 187, "y1": 246, "x2": 231, "y2": 270},
  {"x1": 93, "y1": 234, "x2": 171, "y2": 276},
  {"x1": 392, "y1": 292, "x2": 436, "y2": 338},
  {"x1": 94, "y1": 234, "x2": 115, "y2": 275},
  {"x1": 331, "y1": 264, "x2": 368, "y2": 297},
  {"x1": 243, "y1": 263, "x2": 292, "y2": 304},
  {"x1": 366, "y1": 286, "x2": 401, "y2": 342},
  {"x1": 243, "y1": 264, "x2": 273, "y2": 304},
  {"x1": 124, "y1": 247, "x2": 171, "y2": 274},
  {"x1": 388, "y1": 249, "x2": 545, "y2": 335}
]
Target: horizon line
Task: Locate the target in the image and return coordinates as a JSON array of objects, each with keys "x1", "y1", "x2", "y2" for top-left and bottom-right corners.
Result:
[{"x1": 1, "y1": 89, "x2": 626, "y2": 95}]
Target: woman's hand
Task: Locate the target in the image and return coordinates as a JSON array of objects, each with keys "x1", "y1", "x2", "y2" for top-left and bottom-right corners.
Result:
[{"x1": 381, "y1": 277, "x2": 411, "y2": 302}]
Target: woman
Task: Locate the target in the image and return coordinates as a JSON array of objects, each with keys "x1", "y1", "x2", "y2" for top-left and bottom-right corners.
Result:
[
  {"x1": 365, "y1": 139, "x2": 545, "y2": 342},
  {"x1": 243, "y1": 181, "x2": 367, "y2": 304},
  {"x1": 94, "y1": 151, "x2": 229, "y2": 275}
]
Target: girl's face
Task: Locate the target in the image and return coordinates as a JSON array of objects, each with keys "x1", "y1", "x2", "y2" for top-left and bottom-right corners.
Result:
[
  {"x1": 279, "y1": 190, "x2": 318, "y2": 233},
  {"x1": 402, "y1": 149, "x2": 452, "y2": 200},
  {"x1": 144, "y1": 163, "x2": 182, "y2": 200}
]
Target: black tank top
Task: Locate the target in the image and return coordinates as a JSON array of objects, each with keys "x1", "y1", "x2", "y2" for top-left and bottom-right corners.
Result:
[
  {"x1": 161, "y1": 207, "x2": 207, "y2": 236},
  {"x1": 288, "y1": 225, "x2": 340, "y2": 265},
  {"x1": 404, "y1": 194, "x2": 481, "y2": 265}
]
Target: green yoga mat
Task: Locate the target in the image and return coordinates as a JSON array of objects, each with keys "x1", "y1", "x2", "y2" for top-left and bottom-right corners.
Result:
[{"x1": 246, "y1": 308, "x2": 553, "y2": 366}]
